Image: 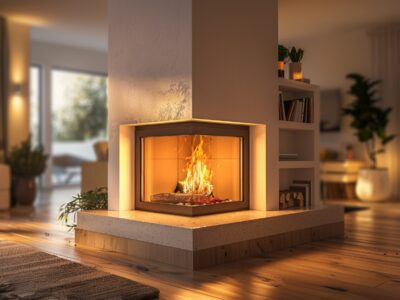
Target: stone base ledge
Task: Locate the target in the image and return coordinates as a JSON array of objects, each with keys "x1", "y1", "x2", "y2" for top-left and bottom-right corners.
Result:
[
  {"x1": 77, "y1": 206, "x2": 343, "y2": 251},
  {"x1": 76, "y1": 221, "x2": 344, "y2": 270},
  {"x1": 76, "y1": 206, "x2": 344, "y2": 269}
]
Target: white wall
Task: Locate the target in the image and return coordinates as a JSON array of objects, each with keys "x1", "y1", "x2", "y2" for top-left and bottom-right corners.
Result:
[
  {"x1": 108, "y1": 0, "x2": 278, "y2": 210},
  {"x1": 31, "y1": 41, "x2": 107, "y2": 187},
  {"x1": 31, "y1": 41, "x2": 107, "y2": 74},
  {"x1": 282, "y1": 28, "x2": 371, "y2": 159}
]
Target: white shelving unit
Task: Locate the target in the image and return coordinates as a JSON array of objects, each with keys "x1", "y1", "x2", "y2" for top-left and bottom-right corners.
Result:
[{"x1": 278, "y1": 78, "x2": 320, "y2": 209}]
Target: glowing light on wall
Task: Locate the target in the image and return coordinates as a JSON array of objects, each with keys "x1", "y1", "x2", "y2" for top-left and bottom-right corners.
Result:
[{"x1": 10, "y1": 83, "x2": 25, "y2": 121}]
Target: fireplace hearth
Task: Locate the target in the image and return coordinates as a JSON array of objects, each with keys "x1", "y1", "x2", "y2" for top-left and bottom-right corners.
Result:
[{"x1": 135, "y1": 121, "x2": 249, "y2": 216}]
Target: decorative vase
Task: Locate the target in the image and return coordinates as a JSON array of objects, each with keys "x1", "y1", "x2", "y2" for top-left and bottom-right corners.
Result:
[
  {"x1": 13, "y1": 176, "x2": 37, "y2": 206},
  {"x1": 356, "y1": 168, "x2": 390, "y2": 202},
  {"x1": 278, "y1": 61, "x2": 285, "y2": 78},
  {"x1": 289, "y1": 62, "x2": 302, "y2": 80}
]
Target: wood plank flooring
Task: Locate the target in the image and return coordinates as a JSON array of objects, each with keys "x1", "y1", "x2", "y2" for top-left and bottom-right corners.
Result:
[{"x1": 0, "y1": 188, "x2": 399, "y2": 299}]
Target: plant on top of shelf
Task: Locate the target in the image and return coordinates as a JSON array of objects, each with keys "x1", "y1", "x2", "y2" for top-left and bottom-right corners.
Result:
[
  {"x1": 278, "y1": 44, "x2": 289, "y2": 78},
  {"x1": 288, "y1": 47, "x2": 304, "y2": 80},
  {"x1": 58, "y1": 187, "x2": 108, "y2": 231},
  {"x1": 343, "y1": 73, "x2": 395, "y2": 202},
  {"x1": 288, "y1": 47, "x2": 304, "y2": 63},
  {"x1": 278, "y1": 44, "x2": 289, "y2": 61}
]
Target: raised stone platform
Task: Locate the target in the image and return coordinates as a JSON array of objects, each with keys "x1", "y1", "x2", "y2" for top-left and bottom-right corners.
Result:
[{"x1": 76, "y1": 206, "x2": 344, "y2": 269}]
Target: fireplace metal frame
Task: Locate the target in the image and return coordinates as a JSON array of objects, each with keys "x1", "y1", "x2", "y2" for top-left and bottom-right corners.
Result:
[{"x1": 135, "y1": 121, "x2": 249, "y2": 216}]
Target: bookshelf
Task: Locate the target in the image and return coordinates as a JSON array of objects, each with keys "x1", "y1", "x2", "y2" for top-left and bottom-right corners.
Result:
[{"x1": 277, "y1": 78, "x2": 320, "y2": 210}]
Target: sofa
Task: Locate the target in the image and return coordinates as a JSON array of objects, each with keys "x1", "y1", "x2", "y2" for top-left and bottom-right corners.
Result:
[{"x1": 0, "y1": 163, "x2": 10, "y2": 209}]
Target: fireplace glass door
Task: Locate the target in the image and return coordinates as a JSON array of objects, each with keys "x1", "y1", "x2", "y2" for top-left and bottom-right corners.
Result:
[{"x1": 135, "y1": 122, "x2": 249, "y2": 216}]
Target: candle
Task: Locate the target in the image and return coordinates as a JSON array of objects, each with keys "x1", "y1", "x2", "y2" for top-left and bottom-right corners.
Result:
[{"x1": 293, "y1": 72, "x2": 303, "y2": 81}]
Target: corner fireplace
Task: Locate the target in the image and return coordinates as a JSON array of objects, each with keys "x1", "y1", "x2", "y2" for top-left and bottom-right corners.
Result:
[{"x1": 135, "y1": 121, "x2": 249, "y2": 216}]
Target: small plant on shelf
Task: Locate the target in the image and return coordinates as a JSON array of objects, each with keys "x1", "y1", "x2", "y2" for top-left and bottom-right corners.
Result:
[
  {"x1": 278, "y1": 44, "x2": 289, "y2": 78},
  {"x1": 58, "y1": 187, "x2": 108, "y2": 231},
  {"x1": 288, "y1": 47, "x2": 304, "y2": 63},
  {"x1": 288, "y1": 47, "x2": 304, "y2": 80}
]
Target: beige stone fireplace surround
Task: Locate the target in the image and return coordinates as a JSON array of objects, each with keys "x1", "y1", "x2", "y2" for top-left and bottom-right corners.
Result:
[{"x1": 76, "y1": 0, "x2": 343, "y2": 270}]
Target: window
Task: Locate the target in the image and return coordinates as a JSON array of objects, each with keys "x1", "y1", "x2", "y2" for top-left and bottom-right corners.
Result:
[
  {"x1": 51, "y1": 69, "x2": 107, "y2": 186},
  {"x1": 30, "y1": 66, "x2": 41, "y2": 147}
]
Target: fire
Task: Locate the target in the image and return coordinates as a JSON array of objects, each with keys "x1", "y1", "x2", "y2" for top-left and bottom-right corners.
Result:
[{"x1": 179, "y1": 135, "x2": 214, "y2": 196}]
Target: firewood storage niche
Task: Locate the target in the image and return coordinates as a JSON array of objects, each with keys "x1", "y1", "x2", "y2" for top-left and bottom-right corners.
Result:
[{"x1": 135, "y1": 121, "x2": 249, "y2": 216}]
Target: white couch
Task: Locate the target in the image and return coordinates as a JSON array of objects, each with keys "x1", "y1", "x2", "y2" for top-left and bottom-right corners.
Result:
[{"x1": 0, "y1": 164, "x2": 10, "y2": 209}]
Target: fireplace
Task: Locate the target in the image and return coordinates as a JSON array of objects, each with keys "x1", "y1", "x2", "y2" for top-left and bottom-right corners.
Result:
[{"x1": 135, "y1": 121, "x2": 249, "y2": 216}]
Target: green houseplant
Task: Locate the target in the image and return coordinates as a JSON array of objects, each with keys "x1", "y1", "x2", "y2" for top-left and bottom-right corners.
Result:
[
  {"x1": 288, "y1": 47, "x2": 304, "y2": 80},
  {"x1": 6, "y1": 137, "x2": 48, "y2": 205},
  {"x1": 58, "y1": 187, "x2": 108, "y2": 230},
  {"x1": 343, "y1": 73, "x2": 395, "y2": 201},
  {"x1": 278, "y1": 44, "x2": 289, "y2": 78}
]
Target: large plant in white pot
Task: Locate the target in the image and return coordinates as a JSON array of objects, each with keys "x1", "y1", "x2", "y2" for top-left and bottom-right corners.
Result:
[{"x1": 343, "y1": 73, "x2": 395, "y2": 201}]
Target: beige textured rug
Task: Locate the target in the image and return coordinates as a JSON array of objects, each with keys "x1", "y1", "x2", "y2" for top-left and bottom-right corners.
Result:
[{"x1": 0, "y1": 240, "x2": 159, "y2": 300}]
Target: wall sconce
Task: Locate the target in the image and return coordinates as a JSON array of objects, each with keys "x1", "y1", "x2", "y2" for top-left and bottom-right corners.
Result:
[{"x1": 12, "y1": 84, "x2": 23, "y2": 96}]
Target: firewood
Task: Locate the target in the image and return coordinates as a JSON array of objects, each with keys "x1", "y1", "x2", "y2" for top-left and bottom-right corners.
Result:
[{"x1": 150, "y1": 193, "x2": 227, "y2": 205}]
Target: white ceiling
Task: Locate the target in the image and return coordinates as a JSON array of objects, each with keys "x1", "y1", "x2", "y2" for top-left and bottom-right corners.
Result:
[
  {"x1": 0, "y1": 0, "x2": 107, "y2": 51},
  {"x1": 279, "y1": 0, "x2": 400, "y2": 42},
  {"x1": 0, "y1": 0, "x2": 399, "y2": 51}
]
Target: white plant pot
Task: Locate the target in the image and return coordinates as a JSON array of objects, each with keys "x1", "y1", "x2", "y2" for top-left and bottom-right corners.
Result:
[{"x1": 356, "y1": 168, "x2": 390, "y2": 202}]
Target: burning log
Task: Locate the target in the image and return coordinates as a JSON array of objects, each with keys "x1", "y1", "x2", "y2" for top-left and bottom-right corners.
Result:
[{"x1": 150, "y1": 193, "x2": 227, "y2": 205}]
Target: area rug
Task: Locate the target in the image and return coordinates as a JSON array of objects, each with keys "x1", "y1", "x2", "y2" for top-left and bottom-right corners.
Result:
[{"x1": 0, "y1": 240, "x2": 159, "y2": 300}]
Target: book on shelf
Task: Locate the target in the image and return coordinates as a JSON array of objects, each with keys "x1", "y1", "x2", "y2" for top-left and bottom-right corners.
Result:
[
  {"x1": 279, "y1": 179, "x2": 312, "y2": 210},
  {"x1": 279, "y1": 190, "x2": 305, "y2": 209},
  {"x1": 290, "y1": 180, "x2": 311, "y2": 208},
  {"x1": 279, "y1": 96, "x2": 313, "y2": 123}
]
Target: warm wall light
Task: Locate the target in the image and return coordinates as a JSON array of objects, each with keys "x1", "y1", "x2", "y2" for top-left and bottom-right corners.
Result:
[
  {"x1": 12, "y1": 84, "x2": 23, "y2": 96},
  {"x1": 10, "y1": 83, "x2": 24, "y2": 114}
]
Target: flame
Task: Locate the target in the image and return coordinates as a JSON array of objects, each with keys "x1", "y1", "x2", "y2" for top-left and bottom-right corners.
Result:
[{"x1": 179, "y1": 136, "x2": 214, "y2": 195}]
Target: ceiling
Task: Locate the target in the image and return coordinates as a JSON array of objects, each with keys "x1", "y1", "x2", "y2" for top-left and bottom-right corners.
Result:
[
  {"x1": 0, "y1": 0, "x2": 107, "y2": 51},
  {"x1": 279, "y1": 0, "x2": 400, "y2": 42},
  {"x1": 0, "y1": 0, "x2": 399, "y2": 51}
]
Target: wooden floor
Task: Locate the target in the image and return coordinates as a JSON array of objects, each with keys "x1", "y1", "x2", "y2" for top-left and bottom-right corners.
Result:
[{"x1": 1, "y1": 188, "x2": 400, "y2": 300}]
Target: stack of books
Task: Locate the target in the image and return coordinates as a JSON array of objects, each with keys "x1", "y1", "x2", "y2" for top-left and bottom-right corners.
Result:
[
  {"x1": 279, "y1": 92, "x2": 313, "y2": 123},
  {"x1": 279, "y1": 180, "x2": 312, "y2": 209}
]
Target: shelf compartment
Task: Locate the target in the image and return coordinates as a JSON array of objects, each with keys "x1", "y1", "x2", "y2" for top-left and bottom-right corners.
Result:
[
  {"x1": 279, "y1": 129, "x2": 314, "y2": 162},
  {"x1": 279, "y1": 168, "x2": 315, "y2": 210}
]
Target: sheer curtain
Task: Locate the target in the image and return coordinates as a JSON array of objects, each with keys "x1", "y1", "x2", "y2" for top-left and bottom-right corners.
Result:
[{"x1": 370, "y1": 25, "x2": 400, "y2": 200}]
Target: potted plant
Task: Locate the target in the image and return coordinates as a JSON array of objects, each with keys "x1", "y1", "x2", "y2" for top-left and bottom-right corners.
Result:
[
  {"x1": 58, "y1": 187, "x2": 108, "y2": 230},
  {"x1": 6, "y1": 137, "x2": 48, "y2": 205},
  {"x1": 343, "y1": 73, "x2": 395, "y2": 202},
  {"x1": 288, "y1": 47, "x2": 304, "y2": 80},
  {"x1": 278, "y1": 44, "x2": 289, "y2": 78}
]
